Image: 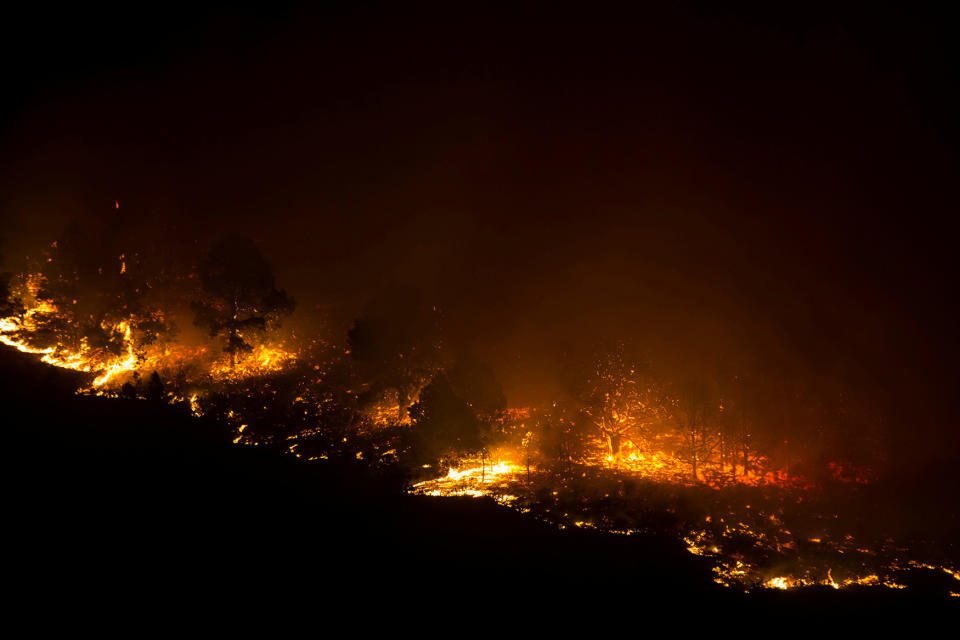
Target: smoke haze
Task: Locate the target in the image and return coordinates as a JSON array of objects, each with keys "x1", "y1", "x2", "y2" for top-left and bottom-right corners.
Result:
[{"x1": 3, "y1": 2, "x2": 958, "y2": 467}]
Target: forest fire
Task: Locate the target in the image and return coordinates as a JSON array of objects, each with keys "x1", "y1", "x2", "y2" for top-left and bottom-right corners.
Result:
[
  {"x1": 0, "y1": 280, "x2": 295, "y2": 392},
  {"x1": 412, "y1": 458, "x2": 525, "y2": 504},
  {"x1": 589, "y1": 434, "x2": 814, "y2": 490},
  {"x1": 412, "y1": 447, "x2": 959, "y2": 594},
  {"x1": 0, "y1": 283, "x2": 138, "y2": 388},
  {"x1": 208, "y1": 344, "x2": 298, "y2": 381},
  {"x1": 4, "y1": 2, "x2": 960, "y2": 617},
  {"x1": 2, "y1": 243, "x2": 958, "y2": 601}
]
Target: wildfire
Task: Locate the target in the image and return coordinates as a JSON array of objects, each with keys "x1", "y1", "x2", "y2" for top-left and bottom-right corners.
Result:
[
  {"x1": 91, "y1": 322, "x2": 138, "y2": 387},
  {"x1": 208, "y1": 343, "x2": 297, "y2": 381},
  {"x1": 760, "y1": 572, "x2": 905, "y2": 591},
  {"x1": 1, "y1": 270, "x2": 297, "y2": 394},
  {"x1": 2, "y1": 260, "x2": 957, "y2": 601},
  {"x1": 412, "y1": 457, "x2": 525, "y2": 505},
  {"x1": 1, "y1": 296, "x2": 138, "y2": 388},
  {"x1": 409, "y1": 442, "x2": 959, "y2": 595},
  {"x1": 588, "y1": 432, "x2": 815, "y2": 490}
]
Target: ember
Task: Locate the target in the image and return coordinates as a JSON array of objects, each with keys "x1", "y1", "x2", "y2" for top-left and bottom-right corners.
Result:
[{"x1": 2, "y1": 262, "x2": 958, "y2": 598}]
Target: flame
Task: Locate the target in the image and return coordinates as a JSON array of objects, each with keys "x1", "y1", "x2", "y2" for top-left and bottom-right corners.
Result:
[
  {"x1": 2, "y1": 270, "x2": 295, "y2": 392},
  {"x1": 207, "y1": 343, "x2": 296, "y2": 381},
  {"x1": 3, "y1": 267, "x2": 956, "y2": 598},
  {"x1": 586, "y1": 432, "x2": 815, "y2": 490},
  {"x1": 1, "y1": 298, "x2": 138, "y2": 388},
  {"x1": 764, "y1": 576, "x2": 794, "y2": 590},
  {"x1": 412, "y1": 457, "x2": 525, "y2": 504}
]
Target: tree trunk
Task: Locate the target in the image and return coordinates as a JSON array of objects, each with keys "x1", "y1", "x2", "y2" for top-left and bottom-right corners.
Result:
[
  {"x1": 719, "y1": 431, "x2": 725, "y2": 474},
  {"x1": 607, "y1": 433, "x2": 622, "y2": 458},
  {"x1": 690, "y1": 430, "x2": 698, "y2": 481}
]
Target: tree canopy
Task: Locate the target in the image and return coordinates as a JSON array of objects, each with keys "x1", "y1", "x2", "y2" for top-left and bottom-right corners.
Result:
[
  {"x1": 408, "y1": 373, "x2": 487, "y2": 462},
  {"x1": 348, "y1": 284, "x2": 443, "y2": 421},
  {"x1": 580, "y1": 344, "x2": 669, "y2": 457},
  {"x1": 192, "y1": 235, "x2": 295, "y2": 363}
]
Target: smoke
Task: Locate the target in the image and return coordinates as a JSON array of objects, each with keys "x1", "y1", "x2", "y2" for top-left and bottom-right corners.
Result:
[{"x1": 2, "y1": 3, "x2": 958, "y2": 467}]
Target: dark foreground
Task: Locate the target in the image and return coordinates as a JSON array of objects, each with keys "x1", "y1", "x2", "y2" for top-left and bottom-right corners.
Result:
[{"x1": 2, "y1": 349, "x2": 954, "y2": 625}]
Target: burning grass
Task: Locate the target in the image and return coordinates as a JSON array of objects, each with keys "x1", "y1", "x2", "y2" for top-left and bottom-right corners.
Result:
[{"x1": 411, "y1": 451, "x2": 960, "y2": 596}]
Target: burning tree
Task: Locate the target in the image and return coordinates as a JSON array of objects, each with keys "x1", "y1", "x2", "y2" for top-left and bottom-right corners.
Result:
[
  {"x1": 674, "y1": 379, "x2": 720, "y2": 482},
  {"x1": 716, "y1": 371, "x2": 760, "y2": 479},
  {"x1": 191, "y1": 236, "x2": 295, "y2": 366},
  {"x1": 580, "y1": 344, "x2": 670, "y2": 458},
  {"x1": 8, "y1": 220, "x2": 174, "y2": 371}
]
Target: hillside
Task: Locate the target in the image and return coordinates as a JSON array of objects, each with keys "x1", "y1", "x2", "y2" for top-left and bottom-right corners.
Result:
[{"x1": 2, "y1": 347, "x2": 951, "y2": 621}]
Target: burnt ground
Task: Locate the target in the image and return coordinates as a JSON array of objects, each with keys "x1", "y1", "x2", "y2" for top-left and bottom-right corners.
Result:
[{"x1": 2, "y1": 347, "x2": 955, "y2": 626}]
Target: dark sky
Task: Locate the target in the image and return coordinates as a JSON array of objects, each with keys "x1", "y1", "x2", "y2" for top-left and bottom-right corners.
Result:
[{"x1": 2, "y1": 2, "x2": 958, "y2": 462}]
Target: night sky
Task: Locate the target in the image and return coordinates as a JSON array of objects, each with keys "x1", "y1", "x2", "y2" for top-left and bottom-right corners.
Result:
[{"x1": 3, "y1": 2, "x2": 958, "y2": 465}]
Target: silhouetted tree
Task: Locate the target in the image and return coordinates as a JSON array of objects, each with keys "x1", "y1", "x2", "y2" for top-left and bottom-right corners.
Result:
[
  {"x1": 674, "y1": 379, "x2": 719, "y2": 481},
  {"x1": 717, "y1": 370, "x2": 761, "y2": 479},
  {"x1": 409, "y1": 373, "x2": 486, "y2": 462},
  {"x1": 348, "y1": 285, "x2": 443, "y2": 422},
  {"x1": 1, "y1": 243, "x2": 22, "y2": 319},
  {"x1": 191, "y1": 236, "x2": 295, "y2": 365},
  {"x1": 0, "y1": 271, "x2": 22, "y2": 318},
  {"x1": 534, "y1": 401, "x2": 587, "y2": 473},
  {"x1": 447, "y1": 351, "x2": 506, "y2": 420},
  {"x1": 146, "y1": 371, "x2": 165, "y2": 401}
]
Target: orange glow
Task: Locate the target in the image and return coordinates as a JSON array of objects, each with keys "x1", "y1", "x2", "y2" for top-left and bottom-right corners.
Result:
[{"x1": 3, "y1": 267, "x2": 956, "y2": 598}]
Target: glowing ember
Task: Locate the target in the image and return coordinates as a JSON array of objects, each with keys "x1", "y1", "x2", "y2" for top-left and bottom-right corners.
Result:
[
  {"x1": 408, "y1": 444, "x2": 959, "y2": 594},
  {"x1": 2, "y1": 262, "x2": 957, "y2": 599},
  {"x1": 412, "y1": 458, "x2": 525, "y2": 505},
  {"x1": 208, "y1": 343, "x2": 297, "y2": 381},
  {"x1": 1, "y1": 300, "x2": 138, "y2": 388}
]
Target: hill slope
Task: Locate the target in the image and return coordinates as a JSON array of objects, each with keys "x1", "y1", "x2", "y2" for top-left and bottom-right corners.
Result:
[{"x1": 2, "y1": 347, "x2": 951, "y2": 621}]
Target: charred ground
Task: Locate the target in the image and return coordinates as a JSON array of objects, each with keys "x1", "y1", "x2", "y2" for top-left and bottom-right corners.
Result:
[{"x1": 4, "y1": 347, "x2": 955, "y2": 620}]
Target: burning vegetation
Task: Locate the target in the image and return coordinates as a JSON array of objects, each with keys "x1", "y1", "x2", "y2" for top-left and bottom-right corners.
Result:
[{"x1": 1, "y1": 220, "x2": 958, "y2": 601}]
